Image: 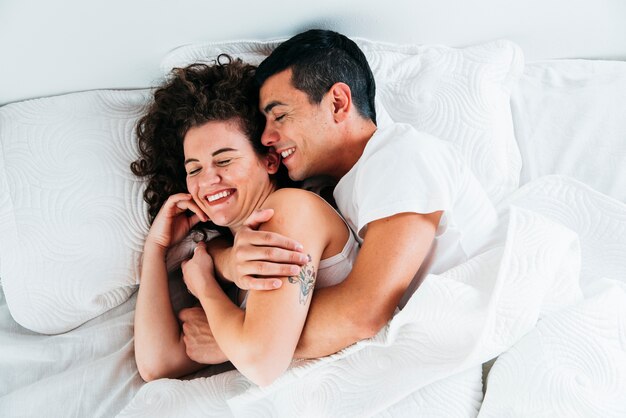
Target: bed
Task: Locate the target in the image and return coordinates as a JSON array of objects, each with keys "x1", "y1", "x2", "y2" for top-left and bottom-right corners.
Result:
[{"x1": 1, "y1": 27, "x2": 626, "y2": 418}]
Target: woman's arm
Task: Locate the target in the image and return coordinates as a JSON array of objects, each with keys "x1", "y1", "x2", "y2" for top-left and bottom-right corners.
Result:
[
  {"x1": 135, "y1": 243, "x2": 205, "y2": 381},
  {"x1": 134, "y1": 194, "x2": 225, "y2": 382},
  {"x1": 207, "y1": 209, "x2": 308, "y2": 290},
  {"x1": 183, "y1": 189, "x2": 336, "y2": 386}
]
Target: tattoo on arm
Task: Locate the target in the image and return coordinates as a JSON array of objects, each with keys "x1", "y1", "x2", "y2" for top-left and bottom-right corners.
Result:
[{"x1": 288, "y1": 254, "x2": 316, "y2": 305}]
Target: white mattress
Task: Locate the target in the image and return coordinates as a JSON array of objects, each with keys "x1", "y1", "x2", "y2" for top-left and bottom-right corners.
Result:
[{"x1": 0, "y1": 287, "x2": 142, "y2": 416}]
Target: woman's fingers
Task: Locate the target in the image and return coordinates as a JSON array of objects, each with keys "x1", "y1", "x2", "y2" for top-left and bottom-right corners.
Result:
[
  {"x1": 170, "y1": 195, "x2": 209, "y2": 222},
  {"x1": 194, "y1": 241, "x2": 208, "y2": 255}
]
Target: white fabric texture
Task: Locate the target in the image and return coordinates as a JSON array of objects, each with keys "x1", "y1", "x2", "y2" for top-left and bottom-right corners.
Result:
[
  {"x1": 0, "y1": 288, "x2": 143, "y2": 417},
  {"x1": 0, "y1": 90, "x2": 152, "y2": 334},
  {"x1": 512, "y1": 59, "x2": 626, "y2": 202},
  {"x1": 161, "y1": 38, "x2": 524, "y2": 204},
  {"x1": 479, "y1": 175, "x2": 626, "y2": 417},
  {"x1": 118, "y1": 196, "x2": 583, "y2": 417},
  {"x1": 334, "y1": 122, "x2": 499, "y2": 307}
]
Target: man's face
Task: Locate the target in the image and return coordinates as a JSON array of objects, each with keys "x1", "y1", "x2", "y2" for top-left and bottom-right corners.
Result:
[{"x1": 259, "y1": 69, "x2": 336, "y2": 181}]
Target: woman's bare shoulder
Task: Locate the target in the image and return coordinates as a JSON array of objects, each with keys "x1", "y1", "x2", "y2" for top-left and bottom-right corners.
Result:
[
  {"x1": 261, "y1": 188, "x2": 340, "y2": 231},
  {"x1": 264, "y1": 188, "x2": 328, "y2": 209}
]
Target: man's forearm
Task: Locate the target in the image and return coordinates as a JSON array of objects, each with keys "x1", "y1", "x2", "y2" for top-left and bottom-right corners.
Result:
[{"x1": 294, "y1": 283, "x2": 393, "y2": 359}]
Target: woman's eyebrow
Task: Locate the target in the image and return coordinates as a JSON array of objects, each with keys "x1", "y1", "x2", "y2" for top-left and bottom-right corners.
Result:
[
  {"x1": 212, "y1": 147, "x2": 237, "y2": 156},
  {"x1": 184, "y1": 148, "x2": 237, "y2": 165}
]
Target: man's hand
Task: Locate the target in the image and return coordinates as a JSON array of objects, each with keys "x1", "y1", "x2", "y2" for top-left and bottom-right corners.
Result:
[
  {"x1": 227, "y1": 208, "x2": 309, "y2": 290},
  {"x1": 179, "y1": 307, "x2": 228, "y2": 364}
]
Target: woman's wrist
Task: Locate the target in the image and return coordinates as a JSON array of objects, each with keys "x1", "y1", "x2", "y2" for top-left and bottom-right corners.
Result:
[
  {"x1": 143, "y1": 239, "x2": 168, "y2": 259},
  {"x1": 207, "y1": 238, "x2": 234, "y2": 282}
]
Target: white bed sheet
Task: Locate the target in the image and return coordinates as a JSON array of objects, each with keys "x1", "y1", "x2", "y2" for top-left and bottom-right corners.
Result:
[{"x1": 0, "y1": 286, "x2": 143, "y2": 417}]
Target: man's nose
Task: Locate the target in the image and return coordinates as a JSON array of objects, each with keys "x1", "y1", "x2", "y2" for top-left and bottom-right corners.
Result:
[{"x1": 261, "y1": 125, "x2": 278, "y2": 147}]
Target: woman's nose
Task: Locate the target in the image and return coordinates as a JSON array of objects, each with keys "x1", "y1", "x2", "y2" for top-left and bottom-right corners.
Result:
[{"x1": 198, "y1": 168, "x2": 220, "y2": 186}]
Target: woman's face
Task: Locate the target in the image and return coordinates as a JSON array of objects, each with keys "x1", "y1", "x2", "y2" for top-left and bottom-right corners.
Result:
[{"x1": 183, "y1": 120, "x2": 278, "y2": 231}]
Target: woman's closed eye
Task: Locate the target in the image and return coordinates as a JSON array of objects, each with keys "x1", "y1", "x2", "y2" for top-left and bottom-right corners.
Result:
[
  {"x1": 187, "y1": 167, "x2": 201, "y2": 176},
  {"x1": 216, "y1": 159, "x2": 232, "y2": 167}
]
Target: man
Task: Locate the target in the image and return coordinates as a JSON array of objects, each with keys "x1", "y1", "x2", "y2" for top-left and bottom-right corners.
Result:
[{"x1": 179, "y1": 29, "x2": 497, "y2": 360}]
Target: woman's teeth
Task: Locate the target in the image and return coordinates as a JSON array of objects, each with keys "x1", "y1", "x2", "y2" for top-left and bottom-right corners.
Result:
[{"x1": 207, "y1": 190, "x2": 233, "y2": 202}]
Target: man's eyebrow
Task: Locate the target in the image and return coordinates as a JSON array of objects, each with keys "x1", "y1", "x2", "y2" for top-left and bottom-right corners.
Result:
[{"x1": 263, "y1": 101, "x2": 286, "y2": 114}]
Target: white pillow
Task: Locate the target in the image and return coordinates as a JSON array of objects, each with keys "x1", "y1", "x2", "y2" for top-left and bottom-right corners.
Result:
[
  {"x1": 512, "y1": 59, "x2": 626, "y2": 202},
  {"x1": 0, "y1": 90, "x2": 151, "y2": 334},
  {"x1": 162, "y1": 38, "x2": 524, "y2": 204}
]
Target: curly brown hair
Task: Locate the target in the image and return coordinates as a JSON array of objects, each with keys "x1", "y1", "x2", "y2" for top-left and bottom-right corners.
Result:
[{"x1": 131, "y1": 55, "x2": 293, "y2": 225}]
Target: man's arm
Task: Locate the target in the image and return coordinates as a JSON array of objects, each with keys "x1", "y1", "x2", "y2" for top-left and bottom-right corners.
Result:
[
  {"x1": 187, "y1": 210, "x2": 440, "y2": 361},
  {"x1": 294, "y1": 211, "x2": 442, "y2": 358}
]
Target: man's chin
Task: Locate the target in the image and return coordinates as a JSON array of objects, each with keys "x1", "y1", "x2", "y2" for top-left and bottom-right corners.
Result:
[{"x1": 286, "y1": 168, "x2": 305, "y2": 182}]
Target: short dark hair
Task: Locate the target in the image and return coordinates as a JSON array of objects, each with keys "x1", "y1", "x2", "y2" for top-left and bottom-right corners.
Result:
[{"x1": 256, "y1": 29, "x2": 376, "y2": 124}]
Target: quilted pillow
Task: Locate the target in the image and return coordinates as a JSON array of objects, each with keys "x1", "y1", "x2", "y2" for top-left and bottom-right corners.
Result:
[
  {"x1": 512, "y1": 59, "x2": 626, "y2": 202},
  {"x1": 161, "y1": 38, "x2": 524, "y2": 203},
  {"x1": 0, "y1": 90, "x2": 151, "y2": 333}
]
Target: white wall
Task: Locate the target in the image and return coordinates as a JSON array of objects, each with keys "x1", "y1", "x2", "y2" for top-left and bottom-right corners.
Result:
[{"x1": 1, "y1": 0, "x2": 625, "y2": 105}]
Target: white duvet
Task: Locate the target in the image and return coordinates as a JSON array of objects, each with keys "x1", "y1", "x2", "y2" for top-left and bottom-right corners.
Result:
[
  {"x1": 2, "y1": 176, "x2": 625, "y2": 416},
  {"x1": 113, "y1": 175, "x2": 625, "y2": 417}
]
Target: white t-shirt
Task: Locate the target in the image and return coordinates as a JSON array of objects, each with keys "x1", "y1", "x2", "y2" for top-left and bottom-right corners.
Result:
[{"x1": 333, "y1": 123, "x2": 498, "y2": 307}]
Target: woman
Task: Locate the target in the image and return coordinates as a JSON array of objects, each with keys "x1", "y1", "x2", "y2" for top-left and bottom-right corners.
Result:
[{"x1": 131, "y1": 57, "x2": 358, "y2": 386}]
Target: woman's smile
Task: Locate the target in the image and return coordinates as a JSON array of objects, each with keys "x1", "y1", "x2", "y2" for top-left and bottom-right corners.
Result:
[{"x1": 205, "y1": 188, "x2": 236, "y2": 205}]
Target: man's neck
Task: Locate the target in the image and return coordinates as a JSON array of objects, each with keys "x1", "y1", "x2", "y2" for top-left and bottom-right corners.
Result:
[{"x1": 332, "y1": 120, "x2": 377, "y2": 180}]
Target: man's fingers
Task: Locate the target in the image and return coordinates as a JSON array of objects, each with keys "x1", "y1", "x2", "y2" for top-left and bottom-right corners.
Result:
[
  {"x1": 178, "y1": 308, "x2": 192, "y2": 321},
  {"x1": 178, "y1": 306, "x2": 204, "y2": 321},
  {"x1": 241, "y1": 276, "x2": 283, "y2": 290},
  {"x1": 238, "y1": 245, "x2": 308, "y2": 266},
  {"x1": 239, "y1": 260, "x2": 303, "y2": 278},
  {"x1": 241, "y1": 229, "x2": 305, "y2": 253},
  {"x1": 243, "y1": 208, "x2": 275, "y2": 229}
]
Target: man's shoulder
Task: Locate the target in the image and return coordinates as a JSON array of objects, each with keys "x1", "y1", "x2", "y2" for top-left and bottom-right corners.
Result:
[{"x1": 364, "y1": 122, "x2": 457, "y2": 162}]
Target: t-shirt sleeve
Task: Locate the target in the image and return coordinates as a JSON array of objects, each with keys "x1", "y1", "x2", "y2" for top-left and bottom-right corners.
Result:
[{"x1": 354, "y1": 135, "x2": 461, "y2": 237}]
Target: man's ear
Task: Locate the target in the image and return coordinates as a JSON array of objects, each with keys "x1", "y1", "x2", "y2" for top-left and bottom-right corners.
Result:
[
  {"x1": 329, "y1": 82, "x2": 352, "y2": 122},
  {"x1": 265, "y1": 148, "x2": 280, "y2": 174}
]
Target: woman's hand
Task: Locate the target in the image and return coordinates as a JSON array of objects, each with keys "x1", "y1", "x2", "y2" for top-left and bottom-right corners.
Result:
[
  {"x1": 145, "y1": 193, "x2": 209, "y2": 251},
  {"x1": 182, "y1": 241, "x2": 217, "y2": 298}
]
